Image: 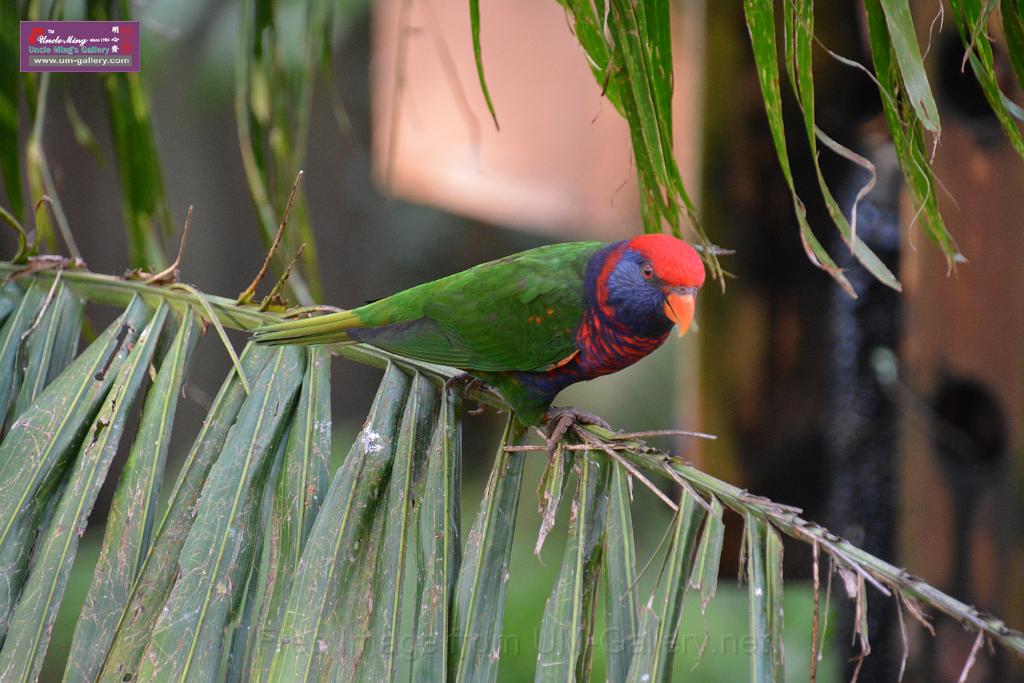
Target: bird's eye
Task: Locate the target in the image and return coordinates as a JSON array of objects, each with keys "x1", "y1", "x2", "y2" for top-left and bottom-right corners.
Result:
[{"x1": 642, "y1": 264, "x2": 654, "y2": 280}]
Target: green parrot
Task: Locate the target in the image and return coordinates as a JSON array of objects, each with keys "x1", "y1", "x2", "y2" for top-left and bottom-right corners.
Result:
[{"x1": 254, "y1": 234, "x2": 705, "y2": 426}]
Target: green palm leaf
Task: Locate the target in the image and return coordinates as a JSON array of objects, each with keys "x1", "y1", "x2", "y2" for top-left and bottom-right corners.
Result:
[
  {"x1": 136, "y1": 346, "x2": 303, "y2": 680},
  {"x1": 97, "y1": 343, "x2": 271, "y2": 682},
  {"x1": 267, "y1": 362, "x2": 410, "y2": 681},
  {"x1": 450, "y1": 416, "x2": 528, "y2": 682},
  {"x1": 410, "y1": 387, "x2": 463, "y2": 681},
  {"x1": 603, "y1": 461, "x2": 640, "y2": 680},
  {"x1": 0, "y1": 301, "x2": 168, "y2": 683},
  {"x1": 0, "y1": 295, "x2": 151, "y2": 639},
  {"x1": 67, "y1": 307, "x2": 200, "y2": 682},
  {"x1": 0, "y1": 262, "x2": 1014, "y2": 683},
  {"x1": 535, "y1": 451, "x2": 609, "y2": 682},
  {"x1": 246, "y1": 346, "x2": 331, "y2": 680}
]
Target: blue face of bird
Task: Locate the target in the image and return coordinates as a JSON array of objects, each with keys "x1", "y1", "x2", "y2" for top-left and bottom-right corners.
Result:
[{"x1": 605, "y1": 250, "x2": 684, "y2": 337}]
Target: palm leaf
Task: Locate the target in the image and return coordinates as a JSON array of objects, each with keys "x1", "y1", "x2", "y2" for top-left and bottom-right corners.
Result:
[
  {"x1": 782, "y1": 0, "x2": 901, "y2": 292},
  {"x1": 0, "y1": 295, "x2": 151, "y2": 638},
  {"x1": 744, "y1": 0, "x2": 855, "y2": 296},
  {"x1": 11, "y1": 281, "x2": 83, "y2": 420},
  {"x1": 948, "y1": 0, "x2": 1024, "y2": 157},
  {"x1": 535, "y1": 450, "x2": 609, "y2": 681},
  {"x1": 246, "y1": 346, "x2": 331, "y2": 680},
  {"x1": 535, "y1": 441, "x2": 573, "y2": 558},
  {"x1": 626, "y1": 489, "x2": 705, "y2": 682},
  {"x1": 878, "y1": 0, "x2": 941, "y2": 133},
  {"x1": 136, "y1": 346, "x2": 304, "y2": 680},
  {"x1": 0, "y1": 262, "x2": 1016, "y2": 683},
  {"x1": 356, "y1": 372, "x2": 437, "y2": 680},
  {"x1": 0, "y1": 301, "x2": 168, "y2": 682},
  {"x1": 267, "y1": 362, "x2": 410, "y2": 681},
  {"x1": 555, "y1": 0, "x2": 723, "y2": 282},
  {"x1": 863, "y1": 0, "x2": 960, "y2": 262},
  {"x1": 0, "y1": 282, "x2": 46, "y2": 428},
  {"x1": 66, "y1": 307, "x2": 200, "y2": 682},
  {"x1": 603, "y1": 461, "x2": 640, "y2": 680},
  {"x1": 410, "y1": 386, "x2": 462, "y2": 681},
  {"x1": 690, "y1": 496, "x2": 725, "y2": 616},
  {"x1": 98, "y1": 343, "x2": 273, "y2": 682},
  {"x1": 744, "y1": 513, "x2": 785, "y2": 682},
  {"x1": 85, "y1": 5, "x2": 172, "y2": 270},
  {"x1": 234, "y1": 0, "x2": 343, "y2": 304},
  {"x1": 449, "y1": 416, "x2": 529, "y2": 681}
]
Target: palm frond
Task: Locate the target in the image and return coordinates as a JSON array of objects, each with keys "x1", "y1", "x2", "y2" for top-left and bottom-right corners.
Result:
[
  {"x1": 555, "y1": 0, "x2": 724, "y2": 283},
  {"x1": 450, "y1": 416, "x2": 528, "y2": 681},
  {"x1": 138, "y1": 346, "x2": 304, "y2": 680},
  {"x1": 0, "y1": 262, "x2": 1017, "y2": 683},
  {"x1": 542, "y1": 0, "x2": 1024, "y2": 290},
  {"x1": 603, "y1": 460, "x2": 640, "y2": 680},
  {"x1": 535, "y1": 450, "x2": 608, "y2": 682},
  {"x1": 66, "y1": 307, "x2": 200, "y2": 681},
  {"x1": 626, "y1": 488, "x2": 704, "y2": 682},
  {"x1": 267, "y1": 361, "x2": 409, "y2": 680},
  {"x1": 0, "y1": 300, "x2": 168, "y2": 683}
]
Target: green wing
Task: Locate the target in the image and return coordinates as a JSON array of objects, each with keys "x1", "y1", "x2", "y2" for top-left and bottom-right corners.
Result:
[{"x1": 351, "y1": 242, "x2": 602, "y2": 372}]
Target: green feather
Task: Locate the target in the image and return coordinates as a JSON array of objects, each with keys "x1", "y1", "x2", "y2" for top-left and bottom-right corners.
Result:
[{"x1": 254, "y1": 242, "x2": 602, "y2": 372}]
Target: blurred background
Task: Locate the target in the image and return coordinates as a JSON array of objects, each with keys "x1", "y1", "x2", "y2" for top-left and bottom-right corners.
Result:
[{"x1": 4, "y1": 0, "x2": 1023, "y2": 680}]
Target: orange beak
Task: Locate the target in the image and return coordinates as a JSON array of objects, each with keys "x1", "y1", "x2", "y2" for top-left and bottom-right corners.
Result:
[{"x1": 663, "y1": 290, "x2": 696, "y2": 337}]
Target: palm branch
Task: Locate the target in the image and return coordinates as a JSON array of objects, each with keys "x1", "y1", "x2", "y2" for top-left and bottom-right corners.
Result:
[{"x1": 0, "y1": 260, "x2": 1016, "y2": 682}]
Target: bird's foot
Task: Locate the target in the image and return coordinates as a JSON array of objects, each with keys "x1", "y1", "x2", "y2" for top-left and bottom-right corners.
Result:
[
  {"x1": 542, "y1": 406, "x2": 611, "y2": 456},
  {"x1": 444, "y1": 373, "x2": 494, "y2": 415}
]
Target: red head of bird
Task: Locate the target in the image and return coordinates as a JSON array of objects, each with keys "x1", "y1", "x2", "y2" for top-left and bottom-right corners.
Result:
[{"x1": 595, "y1": 234, "x2": 705, "y2": 339}]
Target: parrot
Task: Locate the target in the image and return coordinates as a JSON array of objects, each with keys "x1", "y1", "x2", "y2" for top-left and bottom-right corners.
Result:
[{"x1": 254, "y1": 233, "x2": 705, "y2": 430}]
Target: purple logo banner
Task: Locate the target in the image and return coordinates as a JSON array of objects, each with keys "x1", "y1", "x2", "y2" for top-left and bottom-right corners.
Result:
[{"x1": 20, "y1": 21, "x2": 140, "y2": 73}]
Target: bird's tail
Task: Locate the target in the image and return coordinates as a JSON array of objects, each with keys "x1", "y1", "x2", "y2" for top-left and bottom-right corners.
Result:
[{"x1": 252, "y1": 310, "x2": 364, "y2": 345}]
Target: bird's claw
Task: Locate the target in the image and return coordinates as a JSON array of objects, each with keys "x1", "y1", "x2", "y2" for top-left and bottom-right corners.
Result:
[
  {"x1": 444, "y1": 373, "x2": 494, "y2": 414},
  {"x1": 543, "y1": 406, "x2": 611, "y2": 456},
  {"x1": 445, "y1": 372, "x2": 479, "y2": 394}
]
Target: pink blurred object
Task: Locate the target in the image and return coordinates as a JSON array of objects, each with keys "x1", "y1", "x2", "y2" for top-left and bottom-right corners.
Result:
[{"x1": 371, "y1": 0, "x2": 703, "y2": 240}]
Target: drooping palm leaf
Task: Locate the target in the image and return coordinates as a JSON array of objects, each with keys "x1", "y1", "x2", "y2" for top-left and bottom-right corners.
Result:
[
  {"x1": 136, "y1": 346, "x2": 304, "y2": 680},
  {"x1": 782, "y1": 0, "x2": 902, "y2": 293},
  {"x1": 546, "y1": 0, "x2": 994, "y2": 288},
  {"x1": 450, "y1": 416, "x2": 528, "y2": 682},
  {"x1": 535, "y1": 451, "x2": 609, "y2": 682},
  {"x1": 66, "y1": 307, "x2": 200, "y2": 681},
  {"x1": 0, "y1": 301, "x2": 168, "y2": 683},
  {"x1": 266, "y1": 362, "x2": 410, "y2": 681},
  {"x1": 603, "y1": 461, "x2": 640, "y2": 680},
  {"x1": 554, "y1": 0, "x2": 723, "y2": 283},
  {"x1": 0, "y1": 294, "x2": 151, "y2": 639},
  {"x1": 0, "y1": 262, "x2": 1015, "y2": 683},
  {"x1": 948, "y1": 0, "x2": 1024, "y2": 156}
]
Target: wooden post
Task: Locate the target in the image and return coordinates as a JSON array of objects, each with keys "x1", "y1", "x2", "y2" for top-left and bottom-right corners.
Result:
[{"x1": 901, "y1": 9, "x2": 1024, "y2": 681}]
